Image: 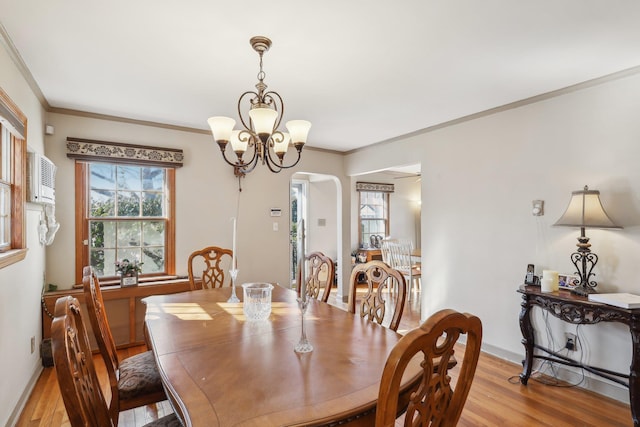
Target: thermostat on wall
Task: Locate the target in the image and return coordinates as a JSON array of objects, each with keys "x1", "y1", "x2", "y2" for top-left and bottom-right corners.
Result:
[{"x1": 270, "y1": 208, "x2": 282, "y2": 217}]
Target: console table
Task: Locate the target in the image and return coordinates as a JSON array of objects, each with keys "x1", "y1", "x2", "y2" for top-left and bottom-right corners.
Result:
[{"x1": 517, "y1": 285, "x2": 640, "y2": 426}]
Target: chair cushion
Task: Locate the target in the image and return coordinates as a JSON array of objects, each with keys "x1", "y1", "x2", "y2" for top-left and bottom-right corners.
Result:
[
  {"x1": 145, "y1": 413, "x2": 182, "y2": 427},
  {"x1": 118, "y1": 350, "x2": 165, "y2": 401}
]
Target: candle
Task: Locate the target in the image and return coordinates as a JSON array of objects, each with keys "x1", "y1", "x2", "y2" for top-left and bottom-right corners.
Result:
[
  {"x1": 232, "y1": 217, "x2": 237, "y2": 270},
  {"x1": 300, "y1": 219, "x2": 306, "y2": 302},
  {"x1": 541, "y1": 270, "x2": 558, "y2": 292}
]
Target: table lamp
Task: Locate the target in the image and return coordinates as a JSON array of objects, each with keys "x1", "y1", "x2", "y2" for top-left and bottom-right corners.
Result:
[{"x1": 554, "y1": 185, "x2": 622, "y2": 296}]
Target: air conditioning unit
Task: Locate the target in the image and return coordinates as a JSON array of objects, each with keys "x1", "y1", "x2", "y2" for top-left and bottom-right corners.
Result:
[{"x1": 27, "y1": 152, "x2": 56, "y2": 204}]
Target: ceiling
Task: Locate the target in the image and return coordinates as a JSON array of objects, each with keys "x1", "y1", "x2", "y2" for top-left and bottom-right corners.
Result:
[{"x1": 2, "y1": 1, "x2": 640, "y2": 153}]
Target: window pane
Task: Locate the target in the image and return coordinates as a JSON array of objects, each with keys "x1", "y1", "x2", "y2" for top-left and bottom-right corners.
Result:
[
  {"x1": 117, "y1": 221, "x2": 141, "y2": 247},
  {"x1": 143, "y1": 247, "x2": 165, "y2": 273},
  {"x1": 90, "y1": 189, "x2": 115, "y2": 217},
  {"x1": 90, "y1": 220, "x2": 117, "y2": 249},
  {"x1": 0, "y1": 182, "x2": 9, "y2": 247},
  {"x1": 142, "y1": 192, "x2": 163, "y2": 216},
  {"x1": 143, "y1": 221, "x2": 164, "y2": 246},
  {"x1": 1, "y1": 127, "x2": 10, "y2": 182},
  {"x1": 117, "y1": 165, "x2": 142, "y2": 191},
  {"x1": 117, "y1": 248, "x2": 142, "y2": 266},
  {"x1": 142, "y1": 167, "x2": 164, "y2": 191},
  {"x1": 118, "y1": 191, "x2": 141, "y2": 216},
  {"x1": 90, "y1": 163, "x2": 116, "y2": 190}
]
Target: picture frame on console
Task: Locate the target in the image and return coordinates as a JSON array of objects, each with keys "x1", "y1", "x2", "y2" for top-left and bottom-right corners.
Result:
[{"x1": 558, "y1": 273, "x2": 578, "y2": 290}]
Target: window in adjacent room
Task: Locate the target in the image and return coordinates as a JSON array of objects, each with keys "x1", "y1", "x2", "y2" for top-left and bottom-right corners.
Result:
[
  {"x1": 357, "y1": 182, "x2": 393, "y2": 247},
  {"x1": 0, "y1": 87, "x2": 26, "y2": 268},
  {"x1": 77, "y1": 161, "x2": 175, "y2": 280}
]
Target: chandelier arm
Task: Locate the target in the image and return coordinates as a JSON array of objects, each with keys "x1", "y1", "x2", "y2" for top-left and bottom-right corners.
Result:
[
  {"x1": 218, "y1": 146, "x2": 246, "y2": 168},
  {"x1": 264, "y1": 147, "x2": 302, "y2": 172},
  {"x1": 263, "y1": 91, "x2": 284, "y2": 131},
  {"x1": 237, "y1": 90, "x2": 260, "y2": 131},
  {"x1": 237, "y1": 151, "x2": 260, "y2": 175}
]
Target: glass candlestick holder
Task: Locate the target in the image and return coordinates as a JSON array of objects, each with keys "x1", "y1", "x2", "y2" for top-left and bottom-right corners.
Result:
[
  {"x1": 227, "y1": 269, "x2": 240, "y2": 303},
  {"x1": 294, "y1": 297, "x2": 313, "y2": 353}
]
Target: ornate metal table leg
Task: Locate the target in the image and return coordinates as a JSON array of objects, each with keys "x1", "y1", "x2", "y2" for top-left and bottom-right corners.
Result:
[
  {"x1": 519, "y1": 293, "x2": 534, "y2": 385},
  {"x1": 630, "y1": 314, "x2": 640, "y2": 426}
]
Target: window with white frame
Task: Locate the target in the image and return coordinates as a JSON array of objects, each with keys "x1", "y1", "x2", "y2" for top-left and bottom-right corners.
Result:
[{"x1": 356, "y1": 182, "x2": 393, "y2": 247}]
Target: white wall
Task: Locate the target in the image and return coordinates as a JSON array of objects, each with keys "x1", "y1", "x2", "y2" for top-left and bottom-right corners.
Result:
[
  {"x1": 44, "y1": 113, "x2": 349, "y2": 291},
  {"x1": 346, "y1": 70, "x2": 640, "y2": 402},
  {"x1": 0, "y1": 43, "x2": 48, "y2": 426},
  {"x1": 308, "y1": 178, "x2": 338, "y2": 260}
]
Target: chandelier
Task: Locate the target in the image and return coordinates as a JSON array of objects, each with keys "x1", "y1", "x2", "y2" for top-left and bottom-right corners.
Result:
[{"x1": 207, "y1": 36, "x2": 311, "y2": 188}]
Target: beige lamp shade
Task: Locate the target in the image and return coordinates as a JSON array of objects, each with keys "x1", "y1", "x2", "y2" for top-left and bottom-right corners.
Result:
[
  {"x1": 229, "y1": 130, "x2": 248, "y2": 154},
  {"x1": 207, "y1": 117, "x2": 236, "y2": 142},
  {"x1": 554, "y1": 186, "x2": 622, "y2": 229}
]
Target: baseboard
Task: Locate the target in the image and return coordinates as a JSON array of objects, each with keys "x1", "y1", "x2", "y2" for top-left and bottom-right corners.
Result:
[
  {"x1": 7, "y1": 364, "x2": 43, "y2": 427},
  {"x1": 480, "y1": 342, "x2": 629, "y2": 404}
]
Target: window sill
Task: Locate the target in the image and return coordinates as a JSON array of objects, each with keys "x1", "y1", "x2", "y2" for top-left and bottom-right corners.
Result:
[
  {"x1": 0, "y1": 248, "x2": 27, "y2": 270},
  {"x1": 70, "y1": 275, "x2": 186, "y2": 289}
]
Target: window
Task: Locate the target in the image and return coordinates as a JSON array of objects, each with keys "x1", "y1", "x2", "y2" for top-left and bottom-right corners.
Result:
[
  {"x1": 0, "y1": 126, "x2": 11, "y2": 249},
  {"x1": 359, "y1": 190, "x2": 389, "y2": 246},
  {"x1": 76, "y1": 161, "x2": 176, "y2": 281},
  {"x1": 0, "y1": 87, "x2": 26, "y2": 268},
  {"x1": 69, "y1": 137, "x2": 183, "y2": 283}
]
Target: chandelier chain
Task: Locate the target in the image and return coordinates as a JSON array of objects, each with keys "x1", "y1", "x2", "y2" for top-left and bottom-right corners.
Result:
[{"x1": 257, "y1": 51, "x2": 266, "y2": 82}]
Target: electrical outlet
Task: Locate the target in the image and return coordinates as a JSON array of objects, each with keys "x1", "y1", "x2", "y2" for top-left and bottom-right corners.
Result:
[
  {"x1": 565, "y1": 332, "x2": 577, "y2": 351},
  {"x1": 30, "y1": 336, "x2": 36, "y2": 354}
]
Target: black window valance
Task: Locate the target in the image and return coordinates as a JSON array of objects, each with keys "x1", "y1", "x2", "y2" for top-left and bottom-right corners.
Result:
[
  {"x1": 356, "y1": 182, "x2": 394, "y2": 193},
  {"x1": 66, "y1": 137, "x2": 183, "y2": 168}
]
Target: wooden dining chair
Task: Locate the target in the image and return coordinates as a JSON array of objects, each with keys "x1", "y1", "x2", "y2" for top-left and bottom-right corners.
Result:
[
  {"x1": 82, "y1": 267, "x2": 167, "y2": 423},
  {"x1": 51, "y1": 296, "x2": 181, "y2": 427},
  {"x1": 296, "y1": 251, "x2": 335, "y2": 302},
  {"x1": 187, "y1": 245, "x2": 233, "y2": 290},
  {"x1": 375, "y1": 309, "x2": 483, "y2": 427},
  {"x1": 381, "y1": 239, "x2": 421, "y2": 302},
  {"x1": 348, "y1": 260, "x2": 407, "y2": 331}
]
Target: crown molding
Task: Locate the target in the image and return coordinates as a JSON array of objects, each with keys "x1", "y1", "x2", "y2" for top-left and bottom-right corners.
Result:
[
  {"x1": 345, "y1": 64, "x2": 640, "y2": 155},
  {"x1": 0, "y1": 23, "x2": 50, "y2": 110}
]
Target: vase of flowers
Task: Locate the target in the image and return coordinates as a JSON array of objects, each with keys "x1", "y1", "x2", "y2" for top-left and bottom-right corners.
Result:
[{"x1": 116, "y1": 259, "x2": 143, "y2": 287}]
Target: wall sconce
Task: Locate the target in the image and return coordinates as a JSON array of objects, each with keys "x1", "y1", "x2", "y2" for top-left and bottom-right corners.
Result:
[{"x1": 554, "y1": 185, "x2": 621, "y2": 296}]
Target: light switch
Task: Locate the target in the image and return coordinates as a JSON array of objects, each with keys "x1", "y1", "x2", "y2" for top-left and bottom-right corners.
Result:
[{"x1": 273, "y1": 222, "x2": 279, "y2": 231}]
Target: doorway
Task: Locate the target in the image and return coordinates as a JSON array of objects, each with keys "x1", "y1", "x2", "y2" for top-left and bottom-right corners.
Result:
[
  {"x1": 290, "y1": 179, "x2": 308, "y2": 287},
  {"x1": 290, "y1": 173, "x2": 343, "y2": 297}
]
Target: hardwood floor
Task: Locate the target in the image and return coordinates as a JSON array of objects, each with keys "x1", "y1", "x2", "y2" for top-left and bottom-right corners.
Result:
[{"x1": 17, "y1": 286, "x2": 632, "y2": 426}]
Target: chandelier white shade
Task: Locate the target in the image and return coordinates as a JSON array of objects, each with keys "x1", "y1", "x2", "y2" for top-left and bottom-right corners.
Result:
[{"x1": 207, "y1": 36, "x2": 311, "y2": 183}]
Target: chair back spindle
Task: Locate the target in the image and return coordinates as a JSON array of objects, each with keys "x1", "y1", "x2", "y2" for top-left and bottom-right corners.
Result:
[
  {"x1": 297, "y1": 251, "x2": 335, "y2": 302},
  {"x1": 348, "y1": 260, "x2": 406, "y2": 331},
  {"x1": 187, "y1": 246, "x2": 234, "y2": 290},
  {"x1": 375, "y1": 309, "x2": 482, "y2": 426}
]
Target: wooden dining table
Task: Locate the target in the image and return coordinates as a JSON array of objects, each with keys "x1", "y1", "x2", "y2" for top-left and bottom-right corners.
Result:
[{"x1": 142, "y1": 285, "x2": 422, "y2": 426}]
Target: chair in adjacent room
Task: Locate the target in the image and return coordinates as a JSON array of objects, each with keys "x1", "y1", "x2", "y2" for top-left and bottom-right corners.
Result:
[
  {"x1": 381, "y1": 239, "x2": 421, "y2": 301},
  {"x1": 297, "y1": 251, "x2": 335, "y2": 303},
  {"x1": 187, "y1": 245, "x2": 234, "y2": 290},
  {"x1": 52, "y1": 296, "x2": 181, "y2": 427},
  {"x1": 375, "y1": 309, "x2": 483, "y2": 427},
  {"x1": 82, "y1": 267, "x2": 167, "y2": 423},
  {"x1": 348, "y1": 260, "x2": 407, "y2": 331}
]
